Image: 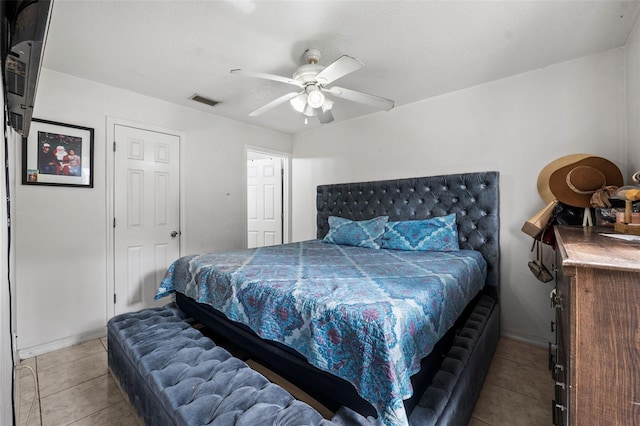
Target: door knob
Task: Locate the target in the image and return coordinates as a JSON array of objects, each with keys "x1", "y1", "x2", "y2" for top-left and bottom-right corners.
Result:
[{"x1": 171, "y1": 231, "x2": 179, "y2": 238}]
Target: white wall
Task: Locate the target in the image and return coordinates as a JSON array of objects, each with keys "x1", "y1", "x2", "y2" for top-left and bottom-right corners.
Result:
[
  {"x1": 627, "y1": 13, "x2": 640, "y2": 172},
  {"x1": 15, "y1": 69, "x2": 291, "y2": 355},
  {"x1": 291, "y1": 49, "x2": 627, "y2": 346}
]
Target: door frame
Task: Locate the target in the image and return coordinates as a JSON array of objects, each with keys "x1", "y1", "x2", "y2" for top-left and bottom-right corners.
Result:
[
  {"x1": 244, "y1": 145, "x2": 290, "y2": 247},
  {"x1": 105, "y1": 117, "x2": 186, "y2": 320}
]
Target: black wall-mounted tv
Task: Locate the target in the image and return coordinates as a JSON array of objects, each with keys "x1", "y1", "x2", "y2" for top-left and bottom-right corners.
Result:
[{"x1": 2, "y1": 0, "x2": 52, "y2": 137}]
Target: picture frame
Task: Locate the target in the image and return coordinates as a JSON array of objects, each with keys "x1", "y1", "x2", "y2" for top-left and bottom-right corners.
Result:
[{"x1": 22, "y1": 118, "x2": 94, "y2": 188}]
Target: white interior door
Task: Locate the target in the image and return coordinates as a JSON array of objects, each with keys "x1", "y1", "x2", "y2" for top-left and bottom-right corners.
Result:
[
  {"x1": 113, "y1": 124, "x2": 180, "y2": 315},
  {"x1": 247, "y1": 157, "x2": 282, "y2": 248}
]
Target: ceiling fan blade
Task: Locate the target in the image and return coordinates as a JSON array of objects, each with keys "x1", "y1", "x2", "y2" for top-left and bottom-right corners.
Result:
[
  {"x1": 315, "y1": 55, "x2": 363, "y2": 85},
  {"x1": 230, "y1": 69, "x2": 303, "y2": 87},
  {"x1": 249, "y1": 92, "x2": 302, "y2": 117},
  {"x1": 318, "y1": 109, "x2": 334, "y2": 124},
  {"x1": 325, "y1": 86, "x2": 394, "y2": 111}
]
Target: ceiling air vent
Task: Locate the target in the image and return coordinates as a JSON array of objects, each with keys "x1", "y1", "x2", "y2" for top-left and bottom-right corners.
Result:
[{"x1": 190, "y1": 94, "x2": 221, "y2": 107}]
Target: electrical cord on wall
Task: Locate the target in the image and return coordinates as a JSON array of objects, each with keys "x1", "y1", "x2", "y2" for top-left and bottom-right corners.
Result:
[
  {"x1": 2, "y1": 78, "x2": 16, "y2": 426},
  {"x1": 3, "y1": 101, "x2": 17, "y2": 426}
]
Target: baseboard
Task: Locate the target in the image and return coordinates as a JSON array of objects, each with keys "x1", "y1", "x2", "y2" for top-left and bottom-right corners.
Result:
[
  {"x1": 499, "y1": 330, "x2": 548, "y2": 348},
  {"x1": 17, "y1": 327, "x2": 107, "y2": 359}
]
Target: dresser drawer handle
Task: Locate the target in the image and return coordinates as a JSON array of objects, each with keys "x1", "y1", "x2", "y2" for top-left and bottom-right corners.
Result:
[
  {"x1": 552, "y1": 400, "x2": 567, "y2": 426},
  {"x1": 552, "y1": 364, "x2": 565, "y2": 383},
  {"x1": 550, "y1": 289, "x2": 564, "y2": 309}
]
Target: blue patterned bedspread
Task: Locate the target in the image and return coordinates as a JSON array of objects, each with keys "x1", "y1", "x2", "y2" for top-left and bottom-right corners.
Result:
[{"x1": 155, "y1": 240, "x2": 487, "y2": 426}]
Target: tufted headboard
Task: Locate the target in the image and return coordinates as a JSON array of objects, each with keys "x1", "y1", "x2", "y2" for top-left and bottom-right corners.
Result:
[{"x1": 316, "y1": 171, "x2": 500, "y2": 301}]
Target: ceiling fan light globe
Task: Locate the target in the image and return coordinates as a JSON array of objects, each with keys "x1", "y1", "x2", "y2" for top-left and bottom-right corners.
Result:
[
  {"x1": 307, "y1": 90, "x2": 325, "y2": 109},
  {"x1": 290, "y1": 93, "x2": 307, "y2": 113}
]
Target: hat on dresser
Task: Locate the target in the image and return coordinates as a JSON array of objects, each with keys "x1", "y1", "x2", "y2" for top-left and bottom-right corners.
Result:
[{"x1": 537, "y1": 154, "x2": 623, "y2": 208}]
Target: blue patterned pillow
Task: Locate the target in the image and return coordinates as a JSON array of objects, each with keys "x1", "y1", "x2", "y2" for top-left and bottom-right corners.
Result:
[
  {"x1": 381, "y1": 213, "x2": 460, "y2": 251},
  {"x1": 322, "y1": 216, "x2": 389, "y2": 249}
]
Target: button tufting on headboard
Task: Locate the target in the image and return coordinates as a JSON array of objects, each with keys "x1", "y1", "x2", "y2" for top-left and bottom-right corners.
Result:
[{"x1": 316, "y1": 171, "x2": 500, "y2": 301}]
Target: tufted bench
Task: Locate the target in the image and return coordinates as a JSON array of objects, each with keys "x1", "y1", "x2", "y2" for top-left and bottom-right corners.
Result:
[{"x1": 107, "y1": 304, "x2": 371, "y2": 426}]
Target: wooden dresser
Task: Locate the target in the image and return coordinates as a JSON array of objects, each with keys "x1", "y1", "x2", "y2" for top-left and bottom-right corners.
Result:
[{"x1": 552, "y1": 225, "x2": 640, "y2": 425}]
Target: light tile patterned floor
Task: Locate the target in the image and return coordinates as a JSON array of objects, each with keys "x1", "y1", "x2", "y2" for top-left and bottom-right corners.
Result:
[
  {"x1": 470, "y1": 338, "x2": 552, "y2": 425},
  {"x1": 16, "y1": 336, "x2": 551, "y2": 425}
]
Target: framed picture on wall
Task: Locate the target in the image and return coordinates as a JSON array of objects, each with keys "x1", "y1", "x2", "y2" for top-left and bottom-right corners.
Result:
[{"x1": 22, "y1": 119, "x2": 94, "y2": 188}]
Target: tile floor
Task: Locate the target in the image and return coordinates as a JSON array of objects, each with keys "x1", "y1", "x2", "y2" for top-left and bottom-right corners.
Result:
[{"x1": 15, "y1": 336, "x2": 551, "y2": 426}]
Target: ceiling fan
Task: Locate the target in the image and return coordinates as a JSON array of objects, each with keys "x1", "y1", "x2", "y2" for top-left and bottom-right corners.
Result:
[{"x1": 230, "y1": 49, "x2": 394, "y2": 124}]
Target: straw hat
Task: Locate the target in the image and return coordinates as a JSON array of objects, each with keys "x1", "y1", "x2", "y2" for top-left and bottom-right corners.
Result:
[{"x1": 537, "y1": 154, "x2": 623, "y2": 207}]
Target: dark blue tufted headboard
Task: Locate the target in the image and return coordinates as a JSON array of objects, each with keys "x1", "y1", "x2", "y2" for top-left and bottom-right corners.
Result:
[{"x1": 316, "y1": 171, "x2": 500, "y2": 301}]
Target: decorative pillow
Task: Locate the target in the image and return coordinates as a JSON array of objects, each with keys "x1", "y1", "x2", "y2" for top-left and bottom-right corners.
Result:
[
  {"x1": 322, "y1": 216, "x2": 389, "y2": 249},
  {"x1": 381, "y1": 213, "x2": 460, "y2": 251}
]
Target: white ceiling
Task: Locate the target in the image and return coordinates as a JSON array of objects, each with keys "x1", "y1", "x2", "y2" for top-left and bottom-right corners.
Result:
[{"x1": 42, "y1": 0, "x2": 640, "y2": 135}]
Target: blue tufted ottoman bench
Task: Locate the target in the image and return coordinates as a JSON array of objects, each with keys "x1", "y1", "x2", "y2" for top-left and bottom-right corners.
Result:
[{"x1": 107, "y1": 304, "x2": 371, "y2": 426}]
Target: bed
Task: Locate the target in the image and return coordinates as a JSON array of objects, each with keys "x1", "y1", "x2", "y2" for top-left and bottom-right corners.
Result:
[{"x1": 155, "y1": 171, "x2": 500, "y2": 426}]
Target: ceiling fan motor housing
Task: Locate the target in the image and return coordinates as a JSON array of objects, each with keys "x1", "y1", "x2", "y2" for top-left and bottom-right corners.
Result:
[{"x1": 293, "y1": 64, "x2": 324, "y2": 84}]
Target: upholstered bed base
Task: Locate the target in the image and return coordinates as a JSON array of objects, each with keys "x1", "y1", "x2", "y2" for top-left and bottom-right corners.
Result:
[
  {"x1": 175, "y1": 293, "x2": 498, "y2": 425},
  {"x1": 411, "y1": 296, "x2": 499, "y2": 425},
  {"x1": 110, "y1": 298, "x2": 498, "y2": 425}
]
